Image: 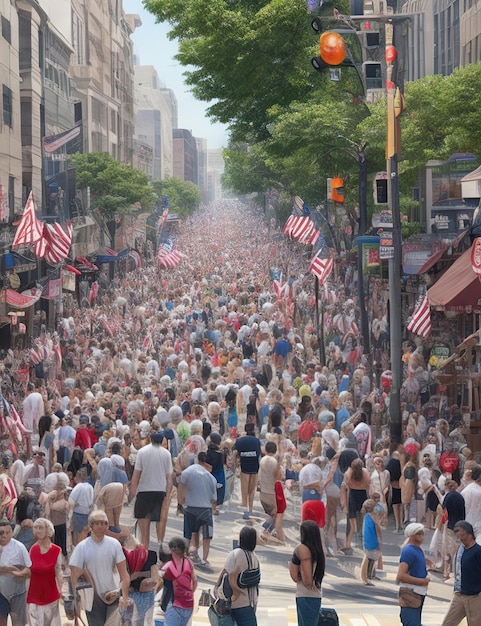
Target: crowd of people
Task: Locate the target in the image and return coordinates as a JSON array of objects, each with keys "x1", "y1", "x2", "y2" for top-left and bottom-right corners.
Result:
[{"x1": 0, "y1": 200, "x2": 480, "y2": 626}]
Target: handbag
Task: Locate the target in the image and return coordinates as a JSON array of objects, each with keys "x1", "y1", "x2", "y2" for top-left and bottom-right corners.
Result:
[
  {"x1": 237, "y1": 549, "x2": 261, "y2": 589},
  {"x1": 208, "y1": 604, "x2": 235, "y2": 626},
  {"x1": 398, "y1": 586, "x2": 423, "y2": 608},
  {"x1": 75, "y1": 580, "x2": 94, "y2": 612}
]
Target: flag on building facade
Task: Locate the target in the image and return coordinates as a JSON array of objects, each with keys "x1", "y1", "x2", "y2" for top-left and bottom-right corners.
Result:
[
  {"x1": 42, "y1": 122, "x2": 82, "y2": 154},
  {"x1": 407, "y1": 295, "x2": 432, "y2": 338},
  {"x1": 12, "y1": 192, "x2": 44, "y2": 248},
  {"x1": 35, "y1": 221, "x2": 72, "y2": 264}
]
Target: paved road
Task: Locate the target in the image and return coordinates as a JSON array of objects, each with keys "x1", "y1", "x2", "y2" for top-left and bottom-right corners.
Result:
[{"x1": 113, "y1": 488, "x2": 463, "y2": 626}]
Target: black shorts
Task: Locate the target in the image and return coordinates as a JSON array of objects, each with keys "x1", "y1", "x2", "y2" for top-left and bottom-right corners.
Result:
[
  {"x1": 391, "y1": 486, "x2": 402, "y2": 506},
  {"x1": 183, "y1": 507, "x2": 213, "y2": 540},
  {"x1": 134, "y1": 491, "x2": 166, "y2": 522}
]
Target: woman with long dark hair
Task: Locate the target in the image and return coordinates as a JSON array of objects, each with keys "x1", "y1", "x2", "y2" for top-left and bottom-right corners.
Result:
[
  {"x1": 289, "y1": 520, "x2": 326, "y2": 626},
  {"x1": 216, "y1": 525, "x2": 260, "y2": 626},
  {"x1": 341, "y1": 457, "x2": 370, "y2": 554}
]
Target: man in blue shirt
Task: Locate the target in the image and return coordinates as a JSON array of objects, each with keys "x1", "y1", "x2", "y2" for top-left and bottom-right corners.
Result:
[{"x1": 441, "y1": 520, "x2": 481, "y2": 626}]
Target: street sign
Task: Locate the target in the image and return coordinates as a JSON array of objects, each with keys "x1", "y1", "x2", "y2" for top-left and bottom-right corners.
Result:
[{"x1": 379, "y1": 229, "x2": 394, "y2": 259}]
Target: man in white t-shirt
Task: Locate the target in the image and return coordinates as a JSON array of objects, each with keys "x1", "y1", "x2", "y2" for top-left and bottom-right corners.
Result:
[
  {"x1": 70, "y1": 510, "x2": 129, "y2": 626},
  {"x1": 68, "y1": 468, "x2": 94, "y2": 546},
  {"x1": 0, "y1": 519, "x2": 31, "y2": 626},
  {"x1": 129, "y1": 431, "x2": 173, "y2": 548},
  {"x1": 22, "y1": 383, "x2": 44, "y2": 456}
]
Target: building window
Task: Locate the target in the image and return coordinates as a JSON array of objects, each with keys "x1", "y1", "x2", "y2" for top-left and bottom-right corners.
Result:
[
  {"x1": 92, "y1": 132, "x2": 104, "y2": 152},
  {"x1": 72, "y1": 11, "x2": 84, "y2": 65},
  {"x1": 20, "y1": 100, "x2": 32, "y2": 146},
  {"x1": 8, "y1": 176, "x2": 14, "y2": 218},
  {"x1": 3, "y1": 85, "x2": 12, "y2": 127},
  {"x1": 2, "y1": 16, "x2": 11, "y2": 43},
  {"x1": 91, "y1": 98, "x2": 105, "y2": 125},
  {"x1": 110, "y1": 109, "x2": 117, "y2": 134}
]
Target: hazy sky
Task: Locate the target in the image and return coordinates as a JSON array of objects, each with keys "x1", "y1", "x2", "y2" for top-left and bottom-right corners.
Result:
[{"x1": 123, "y1": 0, "x2": 229, "y2": 150}]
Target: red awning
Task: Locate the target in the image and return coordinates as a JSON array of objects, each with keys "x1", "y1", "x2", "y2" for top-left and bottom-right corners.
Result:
[
  {"x1": 427, "y1": 248, "x2": 481, "y2": 312},
  {"x1": 417, "y1": 247, "x2": 447, "y2": 274}
]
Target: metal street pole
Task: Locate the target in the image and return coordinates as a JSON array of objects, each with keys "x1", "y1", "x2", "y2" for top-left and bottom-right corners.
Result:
[
  {"x1": 386, "y1": 22, "x2": 403, "y2": 446},
  {"x1": 357, "y1": 147, "x2": 370, "y2": 355}
]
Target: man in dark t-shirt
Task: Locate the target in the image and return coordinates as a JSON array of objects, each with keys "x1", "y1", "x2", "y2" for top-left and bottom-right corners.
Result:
[
  {"x1": 442, "y1": 479, "x2": 466, "y2": 579},
  {"x1": 441, "y1": 520, "x2": 481, "y2": 626},
  {"x1": 233, "y1": 423, "x2": 262, "y2": 515}
]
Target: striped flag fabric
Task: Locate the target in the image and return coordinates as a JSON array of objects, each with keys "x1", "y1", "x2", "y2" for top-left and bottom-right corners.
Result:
[
  {"x1": 157, "y1": 239, "x2": 183, "y2": 269},
  {"x1": 35, "y1": 221, "x2": 72, "y2": 264},
  {"x1": 284, "y1": 196, "x2": 318, "y2": 244},
  {"x1": 308, "y1": 253, "x2": 334, "y2": 285},
  {"x1": 407, "y1": 295, "x2": 432, "y2": 338},
  {"x1": 12, "y1": 191, "x2": 44, "y2": 248},
  {"x1": 44, "y1": 222, "x2": 72, "y2": 264}
]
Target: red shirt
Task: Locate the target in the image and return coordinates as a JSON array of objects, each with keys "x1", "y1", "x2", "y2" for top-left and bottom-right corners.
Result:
[
  {"x1": 75, "y1": 428, "x2": 91, "y2": 450},
  {"x1": 27, "y1": 543, "x2": 61, "y2": 605},
  {"x1": 161, "y1": 557, "x2": 194, "y2": 608}
]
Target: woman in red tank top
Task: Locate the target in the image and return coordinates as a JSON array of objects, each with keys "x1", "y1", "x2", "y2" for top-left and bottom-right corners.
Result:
[{"x1": 27, "y1": 517, "x2": 63, "y2": 626}]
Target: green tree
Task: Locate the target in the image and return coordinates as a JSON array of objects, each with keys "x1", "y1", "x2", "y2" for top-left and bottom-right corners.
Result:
[
  {"x1": 151, "y1": 178, "x2": 200, "y2": 219},
  {"x1": 144, "y1": 0, "x2": 351, "y2": 142},
  {"x1": 70, "y1": 152, "x2": 155, "y2": 220},
  {"x1": 358, "y1": 64, "x2": 481, "y2": 196}
]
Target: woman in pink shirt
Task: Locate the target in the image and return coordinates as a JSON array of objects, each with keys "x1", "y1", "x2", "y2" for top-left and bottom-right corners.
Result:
[{"x1": 160, "y1": 537, "x2": 197, "y2": 626}]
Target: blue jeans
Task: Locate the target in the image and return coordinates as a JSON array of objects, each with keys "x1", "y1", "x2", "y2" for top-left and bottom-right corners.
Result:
[
  {"x1": 296, "y1": 597, "x2": 321, "y2": 626},
  {"x1": 165, "y1": 603, "x2": 192, "y2": 626},
  {"x1": 231, "y1": 604, "x2": 257, "y2": 626},
  {"x1": 400, "y1": 598, "x2": 424, "y2": 626}
]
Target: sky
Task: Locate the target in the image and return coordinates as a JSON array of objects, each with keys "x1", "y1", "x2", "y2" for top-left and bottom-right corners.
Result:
[{"x1": 123, "y1": 0, "x2": 229, "y2": 150}]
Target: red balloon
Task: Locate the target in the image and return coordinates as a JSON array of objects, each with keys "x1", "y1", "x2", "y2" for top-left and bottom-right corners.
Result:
[{"x1": 385, "y1": 45, "x2": 397, "y2": 64}]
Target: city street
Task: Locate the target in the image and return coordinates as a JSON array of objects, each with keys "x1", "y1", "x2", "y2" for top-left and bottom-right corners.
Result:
[{"x1": 114, "y1": 490, "x2": 461, "y2": 626}]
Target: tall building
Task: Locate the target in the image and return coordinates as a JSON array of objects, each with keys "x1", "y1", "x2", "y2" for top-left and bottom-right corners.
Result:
[
  {"x1": 196, "y1": 137, "x2": 208, "y2": 203},
  {"x1": 38, "y1": 0, "x2": 76, "y2": 221},
  {"x1": 400, "y1": 0, "x2": 481, "y2": 81},
  {"x1": 0, "y1": 0, "x2": 22, "y2": 229},
  {"x1": 173, "y1": 128, "x2": 198, "y2": 184},
  {"x1": 69, "y1": 0, "x2": 135, "y2": 165},
  {"x1": 133, "y1": 64, "x2": 175, "y2": 180},
  {"x1": 207, "y1": 149, "x2": 224, "y2": 202}
]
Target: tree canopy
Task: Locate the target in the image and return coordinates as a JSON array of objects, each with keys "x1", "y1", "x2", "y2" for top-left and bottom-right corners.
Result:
[
  {"x1": 70, "y1": 152, "x2": 155, "y2": 220},
  {"x1": 151, "y1": 177, "x2": 200, "y2": 219},
  {"x1": 144, "y1": 0, "x2": 352, "y2": 143}
]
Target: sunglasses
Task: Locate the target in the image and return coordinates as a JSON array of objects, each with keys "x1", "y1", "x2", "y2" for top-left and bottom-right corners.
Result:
[{"x1": 91, "y1": 521, "x2": 108, "y2": 526}]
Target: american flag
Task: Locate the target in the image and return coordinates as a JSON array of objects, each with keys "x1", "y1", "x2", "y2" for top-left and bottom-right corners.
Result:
[
  {"x1": 12, "y1": 191, "x2": 44, "y2": 248},
  {"x1": 407, "y1": 295, "x2": 431, "y2": 338},
  {"x1": 273, "y1": 278, "x2": 290, "y2": 300},
  {"x1": 284, "y1": 196, "x2": 319, "y2": 244},
  {"x1": 157, "y1": 239, "x2": 183, "y2": 269},
  {"x1": 309, "y1": 254, "x2": 334, "y2": 285},
  {"x1": 35, "y1": 221, "x2": 72, "y2": 264}
]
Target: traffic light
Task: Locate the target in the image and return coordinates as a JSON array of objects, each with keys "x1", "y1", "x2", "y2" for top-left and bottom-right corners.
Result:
[
  {"x1": 327, "y1": 177, "x2": 345, "y2": 203},
  {"x1": 374, "y1": 172, "x2": 388, "y2": 204},
  {"x1": 311, "y1": 18, "x2": 365, "y2": 92}
]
